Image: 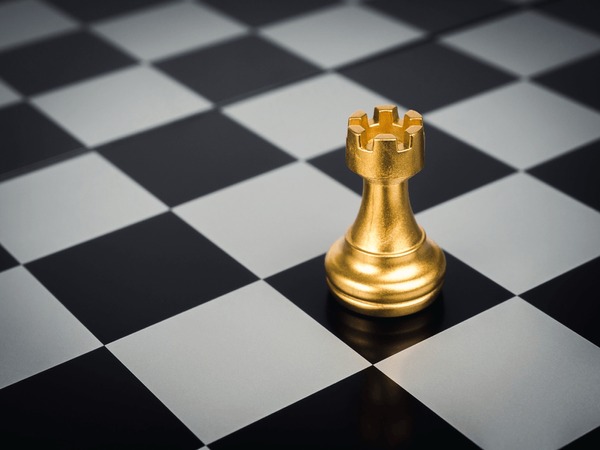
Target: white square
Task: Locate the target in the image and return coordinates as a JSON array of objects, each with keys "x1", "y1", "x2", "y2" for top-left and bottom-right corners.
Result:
[
  {"x1": 224, "y1": 73, "x2": 393, "y2": 159},
  {"x1": 174, "y1": 163, "x2": 360, "y2": 278},
  {"x1": 93, "y1": 2, "x2": 247, "y2": 61},
  {"x1": 0, "y1": 153, "x2": 167, "y2": 262},
  {"x1": 377, "y1": 298, "x2": 600, "y2": 450},
  {"x1": 108, "y1": 281, "x2": 369, "y2": 443},
  {"x1": 416, "y1": 173, "x2": 600, "y2": 294},
  {"x1": 261, "y1": 3, "x2": 422, "y2": 69},
  {"x1": 0, "y1": 0, "x2": 76, "y2": 51},
  {"x1": 0, "y1": 79, "x2": 20, "y2": 108},
  {"x1": 427, "y1": 81, "x2": 600, "y2": 169},
  {"x1": 442, "y1": 11, "x2": 600, "y2": 76},
  {"x1": 0, "y1": 267, "x2": 101, "y2": 389},
  {"x1": 32, "y1": 66, "x2": 211, "y2": 147}
]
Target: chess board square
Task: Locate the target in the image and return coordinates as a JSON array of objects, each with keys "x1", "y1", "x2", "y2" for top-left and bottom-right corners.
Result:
[
  {"x1": 309, "y1": 124, "x2": 515, "y2": 212},
  {"x1": 32, "y1": 65, "x2": 211, "y2": 147},
  {"x1": 0, "y1": 0, "x2": 76, "y2": 51},
  {"x1": 0, "y1": 267, "x2": 101, "y2": 389},
  {"x1": 528, "y1": 139, "x2": 600, "y2": 212},
  {"x1": 99, "y1": 111, "x2": 295, "y2": 206},
  {"x1": 0, "y1": 244, "x2": 18, "y2": 273},
  {"x1": 156, "y1": 35, "x2": 319, "y2": 104},
  {"x1": 93, "y1": 2, "x2": 247, "y2": 62},
  {"x1": 210, "y1": 367, "x2": 478, "y2": 449},
  {"x1": 107, "y1": 281, "x2": 369, "y2": 444},
  {"x1": 427, "y1": 81, "x2": 600, "y2": 169},
  {"x1": 535, "y1": 52, "x2": 600, "y2": 112},
  {"x1": 223, "y1": 73, "x2": 392, "y2": 159},
  {"x1": 0, "y1": 153, "x2": 166, "y2": 263},
  {"x1": 202, "y1": 0, "x2": 338, "y2": 27},
  {"x1": 26, "y1": 213, "x2": 257, "y2": 344},
  {"x1": 0, "y1": 30, "x2": 135, "y2": 96},
  {"x1": 0, "y1": 347, "x2": 202, "y2": 448},
  {"x1": 376, "y1": 298, "x2": 600, "y2": 450},
  {"x1": 308, "y1": 147, "x2": 362, "y2": 195},
  {"x1": 539, "y1": 0, "x2": 600, "y2": 34},
  {"x1": 442, "y1": 11, "x2": 600, "y2": 77},
  {"x1": 266, "y1": 252, "x2": 512, "y2": 364},
  {"x1": 417, "y1": 173, "x2": 600, "y2": 294},
  {"x1": 0, "y1": 102, "x2": 83, "y2": 178},
  {"x1": 0, "y1": 79, "x2": 20, "y2": 109},
  {"x1": 260, "y1": 3, "x2": 422, "y2": 69},
  {"x1": 341, "y1": 42, "x2": 515, "y2": 113},
  {"x1": 367, "y1": 0, "x2": 511, "y2": 33},
  {"x1": 174, "y1": 163, "x2": 360, "y2": 278},
  {"x1": 565, "y1": 426, "x2": 600, "y2": 449},
  {"x1": 47, "y1": 0, "x2": 173, "y2": 22},
  {"x1": 521, "y1": 256, "x2": 600, "y2": 347}
]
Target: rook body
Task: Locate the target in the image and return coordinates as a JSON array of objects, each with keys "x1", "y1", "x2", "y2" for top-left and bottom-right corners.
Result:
[{"x1": 325, "y1": 105, "x2": 445, "y2": 317}]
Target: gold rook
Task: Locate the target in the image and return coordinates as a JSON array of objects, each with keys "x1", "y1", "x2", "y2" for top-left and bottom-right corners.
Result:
[{"x1": 325, "y1": 105, "x2": 445, "y2": 317}]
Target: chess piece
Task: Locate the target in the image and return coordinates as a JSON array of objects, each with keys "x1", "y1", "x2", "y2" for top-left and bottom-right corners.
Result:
[{"x1": 325, "y1": 105, "x2": 445, "y2": 317}]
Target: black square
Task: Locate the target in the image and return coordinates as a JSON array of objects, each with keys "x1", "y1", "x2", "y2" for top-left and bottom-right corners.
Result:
[
  {"x1": 341, "y1": 42, "x2": 515, "y2": 112},
  {"x1": 155, "y1": 35, "x2": 320, "y2": 104},
  {"x1": 309, "y1": 124, "x2": 515, "y2": 212},
  {"x1": 47, "y1": 0, "x2": 173, "y2": 22},
  {"x1": 0, "y1": 30, "x2": 135, "y2": 96},
  {"x1": 0, "y1": 347, "x2": 202, "y2": 449},
  {"x1": 367, "y1": 0, "x2": 512, "y2": 33},
  {"x1": 202, "y1": 0, "x2": 338, "y2": 26},
  {"x1": 0, "y1": 244, "x2": 18, "y2": 273},
  {"x1": 0, "y1": 103, "x2": 83, "y2": 178},
  {"x1": 99, "y1": 111, "x2": 295, "y2": 206},
  {"x1": 211, "y1": 367, "x2": 478, "y2": 449},
  {"x1": 539, "y1": 0, "x2": 600, "y2": 34},
  {"x1": 534, "y1": 53, "x2": 600, "y2": 112},
  {"x1": 27, "y1": 213, "x2": 257, "y2": 344},
  {"x1": 309, "y1": 146, "x2": 362, "y2": 195},
  {"x1": 266, "y1": 252, "x2": 512, "y2": 363},
  {"x1": 528, "y1": 139, "x2": 600, "y2": 212},
  {"x1": 564, "y1": 425, "x2": 600, "y2": 449},
  {"x1": 521, "y1": 257, "x2": 600, "y2": 347}
]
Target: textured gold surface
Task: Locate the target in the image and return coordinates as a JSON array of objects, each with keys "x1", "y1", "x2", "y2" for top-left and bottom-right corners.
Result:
[{"x1": 325, "y1": 105, "x2": 445, "y2": 317}]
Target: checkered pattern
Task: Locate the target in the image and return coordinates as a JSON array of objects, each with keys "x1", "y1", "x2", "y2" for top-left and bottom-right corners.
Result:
[{"x1": 1, "y1": 0, "x2": 599, "y2": 448}]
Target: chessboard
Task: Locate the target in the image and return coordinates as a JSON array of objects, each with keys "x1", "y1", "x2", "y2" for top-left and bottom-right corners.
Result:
[{"x1": 1, "y1": 0, "x2": 599, "y2": 448}]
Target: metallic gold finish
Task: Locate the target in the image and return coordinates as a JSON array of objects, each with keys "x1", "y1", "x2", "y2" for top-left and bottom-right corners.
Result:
[{"x1": 325, "y1": 105, "x2": 445, "y2": 317}]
